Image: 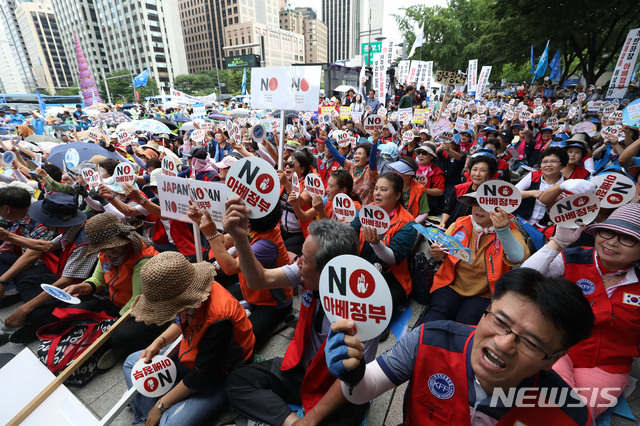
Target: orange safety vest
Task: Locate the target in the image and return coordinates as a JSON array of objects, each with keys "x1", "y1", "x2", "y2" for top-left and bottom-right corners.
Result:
[
  {"x1": 430, "y1": 215, "x2": 519, "y2": 295},
  {"x1": 178, "y1": 282, "x2": 255, "y2": 370},
  {"x1": 406, "y1": 179, "x2": 427, "y2": 218},
  {"x1": 239, "y1": 225, "x2": 292, "y2": 307},
  {"x1": 99, "y1": 243, "x2": 157, "y2": 309},
  {"x1": 358, "y1": 204, "x2": 415, "y2": 295}
]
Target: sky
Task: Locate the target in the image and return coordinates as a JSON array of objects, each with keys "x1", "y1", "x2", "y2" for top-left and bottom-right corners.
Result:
[{"x1": 290, "y1": 0, "x2": 448, "y2": 45}]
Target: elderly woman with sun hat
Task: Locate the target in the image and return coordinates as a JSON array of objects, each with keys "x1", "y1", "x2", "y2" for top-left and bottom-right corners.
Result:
[
  {"x1": 123, "y1": 252, "x2": 255, "y2": 426},
  {"x1": 522, "y1": 203, "x2": 640, "y2": 417}
]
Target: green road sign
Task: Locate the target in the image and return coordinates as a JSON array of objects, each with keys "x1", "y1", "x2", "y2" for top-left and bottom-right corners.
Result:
[{"x1": 361, "y1": 42, "x2": 382, "y2": 65}]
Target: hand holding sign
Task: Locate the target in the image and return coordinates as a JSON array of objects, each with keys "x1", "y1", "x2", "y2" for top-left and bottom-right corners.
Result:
[
  {"x1": 476, "y1": 180, "x2": 522, "y2": 214},
  {"x1": 359, "y1": 205, "x2": 390, "y2": 235},
  {"x1": 41, "y1": 284, "x2": 80, "y2": 304},
  {"x1": 550, "y1": 193, "x2": 600, "y2": 228},
  {"x1": 226, "y1": 157, "x2": 280, "y2": 219}
]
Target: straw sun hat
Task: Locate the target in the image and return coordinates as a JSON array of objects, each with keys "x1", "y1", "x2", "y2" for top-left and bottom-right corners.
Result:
[
  {"x1": 131, "y1": 252, "x2": 216, "y2": 325},
  {"x1": 84, "y1": 213, "x2": 150, "y2": 256}
]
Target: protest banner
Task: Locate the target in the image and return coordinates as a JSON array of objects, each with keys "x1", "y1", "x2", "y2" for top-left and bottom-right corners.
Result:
[
  {"x1": 157, "y1": 174, "x2": 193, "y2": 223},
  {"x1": 130, "y1": 355, "x2": 176, "y2": 398},
  {"x1": 549, "y1": 193, "x2": 600, "y2": 228},
  {"x1": 118, "y1": 131, "x2": 135, "y2": 146},
  {"x1": 591, "y1": 173, "x2": 635, "y2": 208},
  {"x1": 605, "y1": 28, "x2": 640, "y2": 100},
  {"x1": 475, "y1": 66, "x2": 492, "y2": 100},
  {"x1": 434, "y1": 70, "x2": 466, "y2": 85},
  {"x1": 398, "y1": 107, "x2": 412, "y2": 124},
  {"x1": 332, "y1": 193, "x2": 357, "y2": 222},
  {"x1": 476, "y1": 180, "x2": 522, "y2": 214},
  {"x1": 359, "y1": 205, "x2": 390, "y2": 234},
  {"x1": 112, "y1": 163, "x2": 136, "y2": 186},
  {"x1": 378, "y1": 106, "x2": 388, "y2": 118},
  {"x1": 423, "y1": 61, "x2": 434, "y2": 93},
  {"x1": 191, "y1": 103, "x2": 206, "y2": 119},
  {"x1": 454, "y1": 117, "x2": 469, "y2": 132},
  {"x1": 251, "y1": 66, "x2": 321, "y2": 111},
  {"x1": 407, "y1": 60, "x2": 419, "y2": 87},
  {"x1": 190, "y1": 129, "x2": 205, "y2": 145},
  {"x1": 304, "y1": 173, "x2": 325, "y2": 197},
  {"x1": 467, "y1": 59, "x2": 478, "y2": 94},
  {"x1": 291, "y1": 172, "x2": 300, "y2": 196},
  {"x1": 188, "y1": 179, "x2": 228, "y2": 230},
  {"x1": 413, "y1": 224, "x2": 472, "y2": 263},
  {"x1": 363, "y1": 114, "x2": 384, "y2": 133},
  {"x1": 226, "y1": 157, "x2": 279, "y2": 219},
  {"x1": 82, "y1": 168, "x2": 101, "y2": 190},
  {"x1": 622, "y1": 98, "x2": 640, "y2": 127},
  {"x1": 2, "y1": 151, "x2": 15, "y2": 167},
  {"x1": 339, "y1": 106, "x2": 351, "y2": 119},
  {"x1": 319, "y1": 255, "x2": 392, "y2": 341},
  {"x1": 161, "y1": 156, "x2": 179, "y2": 177},
  {"x1": 431, "y1": 119, "x2": 453, "y2": 138},
  {"x1": 412, "y1": 109, "x2": 427, "y2": 124}
]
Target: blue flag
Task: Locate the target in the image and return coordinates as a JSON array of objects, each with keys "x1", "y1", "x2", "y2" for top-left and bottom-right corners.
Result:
[
  {"x1": 35, "y1": 89, "x2": 47, "y2": 115},
  {"x1": 530, "y1": 44, "x2": 535, "y2": 74},
  {"x1": 241, "y1": 68, "x2": 247, "y2": 96},
  {"x1": 532, "y1": 41, "x2": 550, "y2": 83},
  {"x1": 133, "y1": 69, "x2": 150, "y2": 88},
  {"x1": 549, "y1": 49, "x2": 562, "y2": 82}
]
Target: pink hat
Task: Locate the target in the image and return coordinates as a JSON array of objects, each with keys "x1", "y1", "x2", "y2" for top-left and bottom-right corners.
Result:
[{"x1": 214, "y1": 155, "x2": 238, "y2": 169}]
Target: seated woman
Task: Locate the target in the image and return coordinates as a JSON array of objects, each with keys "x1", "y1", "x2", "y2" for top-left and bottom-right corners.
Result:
[
  {"x1": 440, "y1": 154, "x2": 497, "y2": 229},
  {"x1": 414, "y1": 142, "x2": 445, "y2": 216},
  {"x1": 351, "y1": 173, "x2": 418, "y2": 308},
  {"x1": 562, "y1": 136, "x2": 591, "y2": 180},
  {"x1": 386, "y1": 157, "x2": 430, "y2": 223},
  {"x1": 123, "y1": 252, "x2": 254, "y2": 425},
  {"x1": 421, "y1": 194, "x2": 529, "y2": 325},
  {"x1": 189, "y1": 203, "x2": 292, "y2": 346},
  {"x1": 522, "y1": 203, "x2": 640, "y2": 418}
]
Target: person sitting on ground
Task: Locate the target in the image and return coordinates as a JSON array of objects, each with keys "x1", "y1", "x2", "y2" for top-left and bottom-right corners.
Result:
[{"x1": 326, "y1": 268, "x2": 595, "y2": 425}]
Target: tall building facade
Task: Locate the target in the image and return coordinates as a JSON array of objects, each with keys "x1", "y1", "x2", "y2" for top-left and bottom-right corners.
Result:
[
  {"x1": 322, "y1": 0, "x2": 382, "y2": 63},
  {"x1": 279, "y1": 7, "x2": 326, "y2": 64},
  {"x1": 225, "y1": 22, "x2": 304, "y2": 67},
  {"x1": 0, "y1": 19, "x2": 26, "y2": 92},
  {"x1": 15, "y1": 0, "x2": 73, "y2": 92},
  {"x1": 180, "y1": 0, "x2": 279, "y2": 72},
  {"x1": 0, "y1": 0, "x2": 35, "y2": 92}
]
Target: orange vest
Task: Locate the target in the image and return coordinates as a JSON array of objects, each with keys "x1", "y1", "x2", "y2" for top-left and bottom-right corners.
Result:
[
  {"x1": 99, "y1": 243, "x2": 158, "y2": 309},
  {"x1": 406, "y1": 179, "x2": 427, "y2": 217},
  {"x1": 358, "y1": 204, "x2": 415, "y2": 295},
  {"x1": 430, "y1": 216, "x2": 519, "y2": 295},
  {"x1": 239, "y1": 225, "x2": 293, "y2": 307},
  {"x1": 178, "y1": 282, "x2": 255, "y2": 370}
]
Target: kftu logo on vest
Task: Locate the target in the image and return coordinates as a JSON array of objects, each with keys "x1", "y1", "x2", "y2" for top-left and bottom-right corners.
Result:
[
  {"x1": 428, "y1": 373, "x2": 455, "y2": 399},
  {"x1": 301, "y1": 289, "x2": 314, "y2": 308},
  {"x1": 576, "y1": 279, "x2": 595, "y2": 295}
]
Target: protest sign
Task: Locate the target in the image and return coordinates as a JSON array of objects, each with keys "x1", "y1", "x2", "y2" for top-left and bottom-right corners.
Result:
[
  {"x1": 504, "y1": 110, "x2": 515, "y2": 121},
  {"x1": 228, "y1": 122, "x2": 241, "y2": 143},
  {"x1": 359, "y1": 205, "x2": 390, "y2": 234},
  {"x1": 553, "y1": 100, "x2": 563, "y2": 108},
  {"x1": 412, "y1": 109, "x2": 427, "y2": 124},
  {"x1": 577, "y1": 93, "x2": 587, "y2": 103},
  {"x1": 199, "y1": 122, "x2": 213, "y2": 130},
  {"x1": 64, "y1": 149, "x2": 79, "y2": 168},
  {"x1": 351, "y1": 111, "x2": 363, "y2": 123},
  {"x1": 518, "y1": 111, "x2": 532, "y2": 122},
  {"x1": 40, "y1": 284, "x2": 80, "y2": 304},
  {"x1": 192, "y1": 103, "x2": 206, "y2": 120},
  {"x1": 413, "y1": 224, "x2": 472, "y2": 263},
  {"x1": 226, "y1": 157, "x2": 279, "y2": 218},
  {"x1": 431, "y1": 119, "x2": 453, "y2": 138},
  {"x1": 189, "y1": 180, "x2": 228, "y2": 230},
  {"x1": 161, "y1": 156, "x2": 179, "y2": 177},
  {"x1": 87, "y1": 128, "x2": 103, "y2": 143},
  {"x1": 398, "y1": 107, "x2": 412, "y2": 123},
  {"x1": 319, "y1": 255, "x2": 392, "y2": 341},
  {"x1": 489, "y1": 107, "x2": 501, "y2": 117},
  {"x1": 546, "y1": 117, "x2": 559, "y2": 127},
  {"x1": 118, "y1": 131, "x2": 135, "y2": 146},
  {"x1": 549, "y1": 193, "x2": 600, "y2": 228},
  {"x1": 130, "y1": 355, "x2": 177, "y2": 398},
  {"x1": 332, "y1": 193, "x2": 357, "y2": 222},
  {"x1": 291, "y1": 172, "x2": 300, "y2": 196},
  {"x1": 335, "y1": 131, "x2": 350, "y2": 147},
  {"x1": 467, "y1": 59, "x2": 478, "y2": 93},
  {"x1": 534, "y1": 98, "x2": 543, "y2": 107},
  {"x1": 477, "y1": 104, "x2": 487, "y2": 114},
  {"x1": 572, "y1": 121, "x2": 597, "y2": 137},
  {"x1": 339, "y1": 106, "x2": 351, "y2": 119},
  {"x1": 402, "y1": 131, "x2": 415, "y2": 144},
  {"x1": 533, "y1": 106, "x2": 544, "y2": 116},
  {"x1": 321, "y1": 106, "x2": 335, "y2": 118},
  {"x1": 608, "y1": 110, "x2": 623, "y2": 124},
  {"x1": 475, "y1": 66, "x2": 492, "y2": 100},
  {"x1": 622, "y1": 98, "x2": 640, "y2": 127},
  {"x1": 586, "y1": 101, "x2": 603, "y2": 114},
  {"x1": 378, "y1": 106, "x2": 388, "y2": 117},
  {"x1": 157, "y1": 174, "x2": 193, "y2": 223},
  {"x1": 113, "y1": 163, "x2": 136, "y2": 186},
  {"x1": 304, "y1": 173, "x2": 325, "y2": 197},
  {"x1": 476, "y1": 180, "x2": 522, "y2": 214},
  {"x1": 2, "y1": 151, "x2": 15, "y2": 167},
  {"x1": 605, "y1": 28, "x2": 640, "y2": 100},
  {"x1": 601, "y1": 125, "x2": 622, "y2": 141},
  {"x1": 439, "y1": 131, "x2": 454, "y2": 143},
  {"x1": 82, "y1": 168, "x2": 101, "y2": 190},
  {"x1": 363, "y1": 114, "x2": 384, "y2": 133},
  {"x1": 454, "y1": 117, "x2": 469, "y2": 132},
  {"x1": 602, "y1": 105, "x2": 615, "y2": 115},
  {"x1": 190, "y1": 129, "x2": 205, "y2": 145},
  {"x1": 251, "y1": 66, "x2": 321, "y2": 111},
  {"x1": 591, "y1": 173, "x2": 635, "y2": 208},
  {"x1": 434, "y1": 70, "x2": 466, "y2": 85}
]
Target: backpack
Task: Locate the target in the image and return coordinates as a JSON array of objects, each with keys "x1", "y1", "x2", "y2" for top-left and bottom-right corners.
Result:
[{"x1": 37, "y1": 307, "x2": 116, "y2": 386}]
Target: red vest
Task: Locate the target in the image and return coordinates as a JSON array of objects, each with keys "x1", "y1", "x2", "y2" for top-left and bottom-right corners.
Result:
[
  {"x1": 239, "y1": 226, "x2": 292, "y2": 307},
  {"x1": 563, "y1": 248, "x2": 640, "y2": 373},
  {"x1": 406, "y1": 323, "x2": 592, "y2": 425},
  {"x1": 169, "y1": 220, "x2": 200, "y2": 255},
  {"x1": 567, "y1": 165, "x2": 590, "y2": 180},
  {"x1": 317, "y1": 158, "x2": 341, "y2": 186},
  {"x1": 455, "y1": 181, "x2": 474, "y2": 198},
  {"x1": 99, "y1": 243, "x2": 157, "y2": 308},
  {"x1": 148, "y1": 213, "x2": 169, "y2": 245},
  {"x1": 178, "y1": 282, "x2": 254, "y2": 370}
]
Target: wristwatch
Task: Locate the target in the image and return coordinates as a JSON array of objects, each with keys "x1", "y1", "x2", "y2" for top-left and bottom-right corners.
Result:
[{"x1": 157, "y1": 401, "x2": 168, "y2": 412}]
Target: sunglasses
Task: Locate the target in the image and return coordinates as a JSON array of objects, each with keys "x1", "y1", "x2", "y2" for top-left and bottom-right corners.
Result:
[{"x1": 283, "y1": 161, "x2": 295, "y2": 168}]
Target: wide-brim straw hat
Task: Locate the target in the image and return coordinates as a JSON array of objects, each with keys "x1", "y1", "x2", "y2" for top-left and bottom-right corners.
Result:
[
  {"x1": 84, "y1": 213, "x2": 148, "y2": 255},
  {"x1": 131, "y1": 252, "x2": 216, "y2": 325}
]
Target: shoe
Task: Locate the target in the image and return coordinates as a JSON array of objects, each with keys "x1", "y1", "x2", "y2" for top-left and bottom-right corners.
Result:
[
  {"x1": 97, "y1": 348, "x2": 123, "y2": 371},
  {"x1": 8, "y1": 325, "x2": 37, "y2": 344},
  {"x1": 379, "y1": 325, "x2": 390, "y2": 343},
  {"x1": 0, "y1": 293, "x2": 21, "y2": 309}
]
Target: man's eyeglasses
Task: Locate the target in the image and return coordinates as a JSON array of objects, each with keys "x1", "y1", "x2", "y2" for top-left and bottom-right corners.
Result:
[
  {"x1": 596, "y1": 229, "x2": 639, "y2": 247},
  {"x1": 483, "y1": 310, "x2": 561, "y2": 361}
]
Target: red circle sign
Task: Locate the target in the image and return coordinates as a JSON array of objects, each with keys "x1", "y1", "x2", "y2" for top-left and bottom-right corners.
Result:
[
  {"x1": 143, "y1": 377, "x2": 159, "y2": 393},
  {"x1": 607, "y1": 193, "x2": 623, "y2": 204},
  {"x1": 255, "y1": 174, "x2": 274, "y2": 194},
  {"x1": 349, "y1": 269, "x2": 375, "y2": 298},
  {"x1": 573, "y1": 196, "x2": 589, "y2": 207},
  {"x1": 498, "y1": 186, "x2": 513, "y2": 196}
]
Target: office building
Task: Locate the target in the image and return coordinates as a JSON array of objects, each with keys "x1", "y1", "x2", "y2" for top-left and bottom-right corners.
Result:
[
  {"x1": 0, "y1": 19, "x2": 26, "y2": 92},
  {"x1": 225, "y1": 22, "x2": 304, "y2": 66},
  {"x1": 0, "y1": 0, "x2": 36, "y2": 92},
  {"x1": 279, "y1": 7, "x2": 326, "y2": 64}
]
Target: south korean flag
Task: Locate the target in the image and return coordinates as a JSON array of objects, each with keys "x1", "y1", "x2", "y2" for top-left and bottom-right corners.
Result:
[{"x1": 623, "y1": 293, "x2": 640, "y2": 307}]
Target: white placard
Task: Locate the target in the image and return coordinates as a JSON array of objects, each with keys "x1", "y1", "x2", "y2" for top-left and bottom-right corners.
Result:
[
  {"x1": 335, "y1": 131, "x2": 350, "y2": 147},
  {"x1": 549, "y1": 193, "x2": 600, "y2": 228},
  {"x1": 304, "y1": 173, "x2": 325, "y2": 197},
  {"x1": 291, "y1": 172, "x2": 300, "y2": 196},
  {"x1": 591, "y1": 173, "x2": 635, "y2": 208},
  {"x1": 454, "y1": 117, "x2": 469, "y2": 132},
  {"x1": 572, "y1": 121, "x2": 597, "y2": 137},
  {"x1": 402, "y1": 131, "x2": 414, "y2": 143},
  {"x1": 319, "y1": 255, "x2": 392, "y2": 341},
  {"x1": 332, "y1": 193, "x2": 357, "y2": 222},
  {"x1": 113, "y1": 163, "x2": 136, "y2": 186},
  {"x1": 475, "y1": 66, "x2": 492, "y2": 100},
  {"x1": 157, "y1": 174, "x2": 193, "y2": 223},
  {"x1": 130, "y1": 355, "x2": 177, "y2": 398},
  {"x1": 226, "y1": 157, "x2": 280, "y2": 218},
  {"x1": 118, "y1": 131, "x2": 135, "y2": 145},
  {"x1": 605, "y1": 28, "x2": 640, "y2": 100},
  {"x1": 359, "y1": 204, "x2": 390, "y2": 235},
  {"x1": 82, "y1": 168, "x2": 101, "y2": 189},
  {"x1": 398, "y1": 107, "x2": 412, "y2": 123},
  {"x1": 476, "y1": 180, "x2": 522, "y2": 214},
  {"x1": 189, "y1": 179, "x2": 228, "y2": 230},
  {"x1": 190, "y1": 129, "x2": 205, "y2": 145},
  {"x1": 601, "y1": 125, "x2": 622, "y2": 141},
  {"x1": 431, "y1": 119, "x2": 453, "y2": 138},
  {"x1": 533, "y1": 106, "x2": 544, "y2": 116},
  {"x1": 251, "y1": 66, "x2": 322, "y2": 111},
  {"x1": 2, "y1": 151, "x2": 16, "y2": 167},
  {"x1": 363, "y1": 114, "x2": 384, "y2": 134},
  {"x1": 162, "y1": 156, "x2": 179, "y2": 177},
  {"x1": 546, "y1": 117, "x2": 559, "y2": 127},
  {"x1": 518, "y1": 111, "x2": 532, "y2": 122}
]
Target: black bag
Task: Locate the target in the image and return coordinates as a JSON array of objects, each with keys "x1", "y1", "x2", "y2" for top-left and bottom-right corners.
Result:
[{"x1": 409, "y1": 251, "x2": 435, "y2": 305}]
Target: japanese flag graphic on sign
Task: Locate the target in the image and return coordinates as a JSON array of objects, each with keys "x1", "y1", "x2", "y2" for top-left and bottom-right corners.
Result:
[
  {"x1": 131, "y1": 355, "x2": 177, "y2": 398},
  {"x1": 319, "y1": 255, "x2": 392, "y2": 341},
  {"x1": 226, "y1": 157, "x2": 280, "y2": 219},
  {"x1": 550, "y1": 193, "x2": 600, "y2": 228},
  {"x1": 157, "y1": 174, "x2": 193, "y2": 223},
  {"x1": 304, "y1": 173, "x2": 325, "y2": 197},
  {"x1": 251, "y1": 66, "x2": 321, "y2": 111}
]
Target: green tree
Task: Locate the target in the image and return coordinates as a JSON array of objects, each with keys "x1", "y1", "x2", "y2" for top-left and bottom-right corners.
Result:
[
  {"x1": 499, "y1": 62, "x2": 531, "y2": 84},
  {"x1": 173, "y1": 68, "x2": 252, "y2": 97},
  {"x1": 98, "y1": 69, "x2": 159, "y2": 103}
]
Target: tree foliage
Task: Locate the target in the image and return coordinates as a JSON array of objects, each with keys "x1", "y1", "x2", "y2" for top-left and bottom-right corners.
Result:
[
  {"x1": 97, "y1": 69, "x2": 159, "y2": 103},
  {"x1": 394, "y1": 0, "x2": 640, "y2": 86},
  {"x1": 173, "y1": 68, "x2": 251, "y2": 96}
]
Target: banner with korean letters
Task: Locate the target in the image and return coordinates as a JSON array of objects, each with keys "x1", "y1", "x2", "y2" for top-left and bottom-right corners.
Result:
[
  {"x1": 605, "y1": 28, "x2": 640, "y2": 101},
  {"x1": 467, "y1": 59, "x2": 478, "y2": 94},
  {"x1": 475, "y1": 66, "x2": 492, "y2": 101}
]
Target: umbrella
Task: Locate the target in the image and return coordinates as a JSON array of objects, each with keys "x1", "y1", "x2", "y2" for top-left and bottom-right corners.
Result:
[
  {"x1": 133, "y1": 119, "x2": 172, "y2": 134},
  {"x1": 152, "y1": 117, "x2": 178, "y2": 130},
  {"x1": 122, "y1": 103, "x2": 138, "y2": 110},
  {"x1": 217, "y1": 94, "x2": 232, "y2": 101},
  {"x1": 334, "y1": 85, "x2": 358, "y2": 93},
  {"x1": 179, "y1": 122, "x2": 195, "y2": 131},
  {"x1": 34, "y1": 142, "x2": 62, "y2": 153},
  {"x1": 226, "y1": 108, "x2": 250, "y2": 118},
  {"x1": 116, "y1": 121, "x2": 137, "y2": 132},
  {"x1": 163, "y1": 101, "x2": 180, "y2": 109},
  {"x1": 26, "y1": 135, "x2": 64, "y2": 144},
  {"x1": 174, "y1": 116, "x2": 191, "y2": 123},
  {"x1": 83, "y1": 109, "x2": 102, "y2": 117},
  {"x1": 89, "y1": 102, "x2": 110, "y2": 111},
  {"x1": 46, "y1": 107, "x2": 68, "y2": 116},
  {"x1": 92, "y1": 112, "x2": 132, "y2": 128},
  {"x1": 48, "y1": 141, "x2": 118, "y2": 169},
  {"x1": 208, "y1": 112, "x2": 228, "y2": 120}
]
